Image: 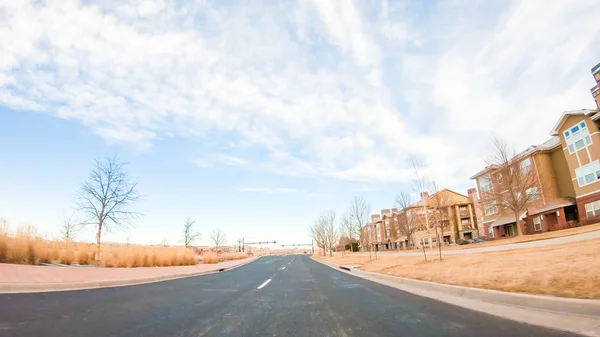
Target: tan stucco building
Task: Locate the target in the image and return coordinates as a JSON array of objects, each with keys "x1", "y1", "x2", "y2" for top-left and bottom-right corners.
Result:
[{"x1": 471, "y1": 62, "x2": 600, "y2": 238}]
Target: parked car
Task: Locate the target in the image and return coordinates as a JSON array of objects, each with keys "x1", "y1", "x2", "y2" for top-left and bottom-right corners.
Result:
[
  {"x1": 473, "y1": 238, "x2": 485, "y2": 243},
  {"x1": 456, "y1": 239, "x2": 470, "y2": 245}
]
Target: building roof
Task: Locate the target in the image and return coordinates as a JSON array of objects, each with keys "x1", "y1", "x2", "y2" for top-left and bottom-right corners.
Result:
[
  {"x1": 592, "y1": 62, "x2": 600, "y2": 75},
  {"x1": 515, "y1": 136, "x2": 561, "y2": 159},
  {"x1": 550, "y1": 109, "x2": 599, "y2": 136},
  {"x1": 527, "y1": 197, "x2": 576, "y2": 216},
  {"x1": 470, "y1": 137, "x2": 560, "y2": 180},
  {"x1": 469, "y1": 164, "x2": 498, "y2": 180},
  {"x1": 490, "y1": 209, "x2": 517, "y2": 228},
  {"x1": 407, "y1": 188, "x2": 470, "y2": 209}
]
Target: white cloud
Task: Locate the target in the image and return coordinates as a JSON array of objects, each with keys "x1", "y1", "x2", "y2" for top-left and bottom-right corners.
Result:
[{"x1": 1, "y1": 0, "x2": 598, "y2": 191}]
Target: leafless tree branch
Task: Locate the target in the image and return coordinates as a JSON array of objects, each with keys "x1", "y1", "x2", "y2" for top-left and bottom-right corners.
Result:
[
  {"x1": 183, "y1": 217, "x2": 201, "y2": 247},
  {"x1": 76, "y1": 156, "x2": 141, "y2": 260}
]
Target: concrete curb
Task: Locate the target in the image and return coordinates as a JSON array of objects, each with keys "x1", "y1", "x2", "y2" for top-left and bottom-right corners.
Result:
[
  {"x1": 314, "y1": 258, "x2": 600, "y2": 316},
  {"x1": 0, "y1": 257, "x2": 259, "y2": 294},
  {"x1": 312, "y1": 258, "x2": 600, "y2": 336}
]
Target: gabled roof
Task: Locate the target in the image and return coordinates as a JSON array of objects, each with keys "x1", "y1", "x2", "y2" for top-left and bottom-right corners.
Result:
[
  {"x1": 550, "y1": 109, "x2": 598, "y2": 136},
  {"x1": 592, "y1": 62, "x2": 600, "y2": 75},
  {"x1": 407, "y1": 188, "x2": 470, "y2": 209},
  {"x1": 469, "y1": 164, "x2": 498, "y2": 180}
]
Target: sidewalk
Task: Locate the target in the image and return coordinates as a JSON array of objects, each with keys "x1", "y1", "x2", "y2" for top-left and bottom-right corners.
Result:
[
  {"x1": 0, "y1": 257, "x2": 257, "y2": 293},
  {"x1": 355, "y1": 230, "x2": 600, "y2": 257}
]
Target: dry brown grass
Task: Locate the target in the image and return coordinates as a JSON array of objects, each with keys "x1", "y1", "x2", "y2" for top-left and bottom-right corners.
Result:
[
  {"x1": 202, "y1": 253, "x2": 219, "y2": 264},
  {"x1": 320, "y1": 238, "x2": 600, "y2": 299},
  {"x1": 0, "y1": 226, "x2": 198, "y2": 267},
  {"x1": 99, "y1": 246, "x2": 197, "y2": 268},
  {"x1": 201, "y1": 252, "x2": 247, "y2": 264}
]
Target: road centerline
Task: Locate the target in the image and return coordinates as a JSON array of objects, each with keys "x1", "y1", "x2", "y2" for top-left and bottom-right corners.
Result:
[{"x1": 257, "y1": 278, "x2": 272, "y2": 289}]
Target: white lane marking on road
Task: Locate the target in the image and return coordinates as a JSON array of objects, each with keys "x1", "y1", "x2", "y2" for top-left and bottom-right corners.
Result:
[{"x1": 257, "y1": 279, "x2": 272, "y2": 289}]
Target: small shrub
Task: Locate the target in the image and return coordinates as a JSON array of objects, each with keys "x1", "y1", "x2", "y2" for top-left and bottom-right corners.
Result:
[
  {"x1": 8, "y1": 239, "x2": 28, "y2": 263},
  {"x1": 203, "y1": 253, "x2": 218, "y2": 264},
  {"x1": 0, "y1": 235, "x2": 7, "y2": 262},
  {"x1": 77, "y1": 246, "x2": 91, "y2": 265},
  {"x1": 142, "y1": 252, "x2": 151, "y2": 267},
  {"x1": 27, "y1": 242, "x2": 37, "y2": 265},
  {"x1": 59, "y1": 249, "x2": 74, "y2": 265},
  {"x1": 130, "y1": 251, "x2": 141, "y2": 268}
]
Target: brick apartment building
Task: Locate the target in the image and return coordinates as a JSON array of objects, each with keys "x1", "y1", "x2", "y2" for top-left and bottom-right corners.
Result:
[
  {"x1": 471, "y1": 63, "x2": 600, "y2": 239},
  {"x1": 361, "y1": 189, "x2": 480, "y2": 250}
]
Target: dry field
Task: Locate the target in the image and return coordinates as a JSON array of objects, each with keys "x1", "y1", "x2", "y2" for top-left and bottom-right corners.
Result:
[{"x1": 319, "y1": 238, "x2": 600, "y2": 299}]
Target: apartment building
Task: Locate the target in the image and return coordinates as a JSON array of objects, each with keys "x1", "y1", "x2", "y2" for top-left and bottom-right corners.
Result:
[
  {"x1": 550, "y1": 109, "x2": 600, "y2": 224},
  {"x1": 471, "y1": 62, "x2": 600, "y2": 238},
  {"x1": 363, "y1": 189, "x2": 479, "y2": 250},
  {"x1": 471, "y1": 136, "x2": 578, "y2": 239}
]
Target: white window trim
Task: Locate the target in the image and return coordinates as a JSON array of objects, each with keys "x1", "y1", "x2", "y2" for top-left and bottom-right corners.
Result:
[
  {"x1": 488, "y1": 226, "x2": 495, "y2": 238},
  {"x1": 564, "y1": 121, "x2": 592, "y2": 154},
  {"x1": 585, "y1": 201, "x2": 600, "y2": 218},
  {"x1": 480, "y1": 174, "x2": 493, "y2": 193},
  {"x1": 533, "y1": 216, "x2": 542, "y2": 232},
  {"x1": 575, "y1": 160, "x2": 600, "y2": 187},
  {"x1": 520, "y1": 158, "x2": 532, "y2": 174},
  {"x1": 484, "y1": 202, "x2": 498, "y2": 216}
]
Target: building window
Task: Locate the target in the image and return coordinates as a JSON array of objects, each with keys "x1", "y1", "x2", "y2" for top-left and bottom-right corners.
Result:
[
  {"x1": 585, "y1": 201, "x2": 600, "y2": 218},
  {"x1": 480, "y1": 174, "x2": 493, "y2": 192},
  {"x1": 488, "y1": 226, "x2": 495, "y2": 238},
  {"x1": 564, "y1": 121, "x2": 592, "y2": 154},
  {"x1": 575, "y1": 161, "x2": 600, "y2": 187},
  {"x1": 484, "y1": 202, "x2": 498, "y2": 216},
  {"x1": 533, "y1": 216, "x2": 542, "y2": 232},
  {"x1": 423, "y1": 238, "x2": 429, "y2": 245},
  {"x1": 520, "y1": 158, "x2": 532, "y2": 174},
  {"x1": 526, "y1": 187, "x2": 539, "y2": 200}
]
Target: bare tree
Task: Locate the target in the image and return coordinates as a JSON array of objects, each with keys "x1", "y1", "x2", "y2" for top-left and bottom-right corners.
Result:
[
  {"x1": 395, "y1": 192, "x2": 423, "y2": 250},
  {"x1": 59, "y1": 213, "x2": 81, "y2": 249},
  {"x1": 210, "y1": 228, "x2": 227, "y2": 249},
  {"x1": 77, "y1": 156, "x2": 141, "y2": 260},
  {"x1": 309, "y1": 219, "x2": 327, "y2": 256},
  {"x1": 183, "y1": 217, "x2": 201, "y2": 247},
  {"x1": 428, "y1": 181, "x2": 450, "y2": 261},
  {"x1": 320, "y1": 210, "x2": 339, "y2": 257},
  {"x1": 347, "y1": 196, "x2": 371, "y2": 256},
  {"x1": 484, "y1": 137, "x2": 540, "y2": 236},
  {"x1": 338, "y1": 213, "x2": 354, "y2": 255},
  {"x1": 161, "y1": 236, "x2": 169, "y2": 247}
]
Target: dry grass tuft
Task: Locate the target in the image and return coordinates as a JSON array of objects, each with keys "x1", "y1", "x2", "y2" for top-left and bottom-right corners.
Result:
[{"x1": 202, "y1": 253, "x2": 219, "y2": 264}]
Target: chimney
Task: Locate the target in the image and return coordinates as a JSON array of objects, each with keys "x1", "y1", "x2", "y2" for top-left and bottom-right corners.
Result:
[
  {"x1": 391, "y1": 208, "x2": 399, "y2": 214},
  {"x1": 420, "y1": 191, "x2": 429, "y2": 200},
  {"x1": 467, "y1": 188, "x2": 478, "y2": 201},
  {"x1": 371, "y1": 214, "x2": 381, "y2": 222}
]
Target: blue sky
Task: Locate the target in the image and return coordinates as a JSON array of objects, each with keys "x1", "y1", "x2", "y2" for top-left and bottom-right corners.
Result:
[{"x1": 1, "y1": 0, "x2": 599, "y2": 248}]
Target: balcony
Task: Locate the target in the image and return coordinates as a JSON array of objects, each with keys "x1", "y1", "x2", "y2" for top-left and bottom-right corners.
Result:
[
  {"x1": 459, "y1": 208, "x2": 470, "y2": 219},
  {"x1": 461, "y1": 224, "x2": 473, "y2": 230},
  {"x1": 591, "y1": 85, "x2": 599, "y2": 96}
]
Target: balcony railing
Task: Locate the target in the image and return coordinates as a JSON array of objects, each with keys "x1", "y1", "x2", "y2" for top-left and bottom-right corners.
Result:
[{"x1": 461, "y1": 224, "x2": 473, "y2": 230}]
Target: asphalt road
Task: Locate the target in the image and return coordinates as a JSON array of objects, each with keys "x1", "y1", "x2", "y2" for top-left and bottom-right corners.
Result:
[{"x1": 0, "y1": 255, "x2": 579, "y2": 337}]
